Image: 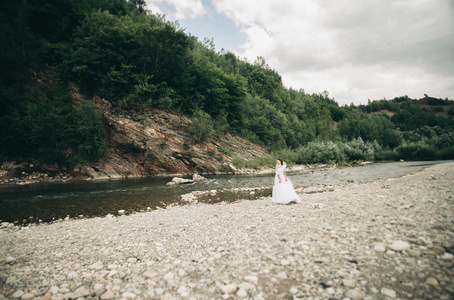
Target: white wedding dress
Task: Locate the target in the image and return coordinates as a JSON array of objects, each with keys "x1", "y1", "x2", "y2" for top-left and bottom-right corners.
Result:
[{"x1": 272, "y1": 163, "x2": 301, "y2": 204}]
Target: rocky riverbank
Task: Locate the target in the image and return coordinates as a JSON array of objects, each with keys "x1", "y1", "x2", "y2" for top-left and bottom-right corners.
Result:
[{"x1": 1, "y1": 162, "x2": 453, "y2": 299}]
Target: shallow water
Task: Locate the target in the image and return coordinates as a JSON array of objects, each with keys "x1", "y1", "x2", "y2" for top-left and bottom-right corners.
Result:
[{"x1": 0, "y1": 161, "x2": 444, "y2": 223}]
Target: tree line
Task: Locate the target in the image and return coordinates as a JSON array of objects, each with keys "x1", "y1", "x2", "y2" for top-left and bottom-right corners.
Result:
[{"x1": 1, "y1": 0, "x2": 453, "y2": 167}]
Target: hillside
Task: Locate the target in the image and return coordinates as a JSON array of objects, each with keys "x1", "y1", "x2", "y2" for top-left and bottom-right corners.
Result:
[{"x1": 1, "y1": 0, "x2": 454, "y2": 183}]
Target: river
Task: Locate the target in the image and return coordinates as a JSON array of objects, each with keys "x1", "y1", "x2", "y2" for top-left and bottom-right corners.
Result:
[{"x1": 0, "y1": 161, "x2": 444, "y2": 224}]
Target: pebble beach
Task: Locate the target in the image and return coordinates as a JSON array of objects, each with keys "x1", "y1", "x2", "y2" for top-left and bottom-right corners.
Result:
[{"x1": 1, "y1": 162, "x2": 453, "y2": 300}]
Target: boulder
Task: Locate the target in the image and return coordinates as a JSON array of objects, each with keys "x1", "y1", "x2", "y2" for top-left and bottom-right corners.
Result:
[{"x1": 166, "y1": 177, "x2": 195, "y2": 186}]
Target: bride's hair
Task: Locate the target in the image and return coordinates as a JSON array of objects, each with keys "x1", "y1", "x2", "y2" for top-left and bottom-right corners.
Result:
[{"x1": 277, "y1": 158, "x2": 284, "y2": 165}]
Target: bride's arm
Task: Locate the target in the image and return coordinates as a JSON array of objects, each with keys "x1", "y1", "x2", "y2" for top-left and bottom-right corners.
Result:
[{"x1": 284, "y1": 169, "x2": 288, "y2": 181}]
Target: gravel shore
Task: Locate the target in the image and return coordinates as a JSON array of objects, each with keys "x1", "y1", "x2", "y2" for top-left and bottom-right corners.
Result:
[{"x1": 1, "y1": 162, "x2": 453, "y2": 300}]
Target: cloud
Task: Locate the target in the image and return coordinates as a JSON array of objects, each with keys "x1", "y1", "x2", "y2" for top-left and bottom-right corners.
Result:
[
  {"x1": 146, "y1": 0, "x2": 454, "y2": 105},
  {"x1": 213, "y1": 0, "x2": 454, "y2": 104},
  {"x1": 145, "y1": 0, "x2": 206, "y2": 20}
]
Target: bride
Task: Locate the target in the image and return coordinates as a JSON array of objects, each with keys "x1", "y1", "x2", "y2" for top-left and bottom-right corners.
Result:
[{"x1": 272, "y1": 158, "x2": 301, "y2": 204}]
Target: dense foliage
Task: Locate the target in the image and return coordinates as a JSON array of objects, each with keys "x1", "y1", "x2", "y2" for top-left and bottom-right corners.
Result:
[{"x1": 1, "y1": 0, "x2": 453, "y2": 166}]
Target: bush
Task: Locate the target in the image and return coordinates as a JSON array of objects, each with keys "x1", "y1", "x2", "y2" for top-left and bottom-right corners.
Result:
[
  {"x1": 190, "y1": 110, "x2": 213, "y2": 143},
  {"x1": 296, "y1": 141, "x2": 345, "y2": 164},
  {"x1": 218, "y1": 164, "x2": 233, "y2": 173},
  {"x1": 341, "y1": 138, "x2": 376, "y2": 161},
  {"x1": 395, "y1": 140, "x2": 437, "y2": 161}
]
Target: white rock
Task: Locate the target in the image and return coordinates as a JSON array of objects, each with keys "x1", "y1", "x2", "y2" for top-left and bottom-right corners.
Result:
[
  {"x1": 345, "y1": 289, "x2": 365, "y2": 300},
  {"x1": 389, "y1": 241, "x2": 410, "y2": 252},
  {"x1": 107, "y1": 270, "x2": 118, "y2": 278},
  {"x1": 48, "y1": 286, "x2": 59, "y2": 295},
  {"x1": 21, "y1": 293, "x2": 34, "y2": 300},
  {"x1": 127, "y1": 257, "x2": 138, "y2": 264},
  {"x1": 70, "y1": 286, "x2": 90, "y2": 299},
  {"x1": 343, "y1": 279, "x2": 356, "y2": 288},
  {"x1": 239, "y1": 282, "x2": 255, "y2": 291},
  {"x1": 167, "y1": 177, "x2": 194, "y2": 186},
  {"x1": 221, "y1": 284, "x2": 237, "y2": 294},
  {"x1": 100, "y1": 290, "x2": 115, "y2": 300},
  {"x1": 11, "y1": 290, "x2": 24, "y2": 299},
  {"x1": 441, "y1": 252, "x2": 453, "y2": 261},
  {"x1": 192, "y1": 174, "x2": 207, "y2": 181},
  {"x1": 163, "y1": 272, "x2": 175, "y2": 284},
  {"x1": 374, "y1": 243, "x2": 386, "y2": 252},
  {"x1": 5, "y1": 256, "x2": 16, "y2": 264},
  {"x1": 236, "y1": 288, "x2": 248, "y2": 297},
  {"x1": 122, "y1": 292, "x2": 136, "y2": 299},
  {"x1": 277, "y1": 272, "x2": 288, "y2": 279},
  {"x1": 154, "y1": 288, "x2": 164, "y2": 295},
  {"x1": 381, "y1": 287, "x2": 396, "y2": 298},
  {"x1": 67, "y1": 271, "x2": 78, "y2": 280},
  {"x1": 94, "y1": 283, "x2": 105, "y2": 296},
  {"x1": 118, "y1": 210, "x2": 125, "y2": 215},
  {"x1": 177, "y1": 286, "x2": 189, "y2": 297},
  {"x1": 107, "y1": 264, "x2": 118, "y2": 270},
  {"x1": 143, "y1": 270, "x2": 158, "y2": 279}
]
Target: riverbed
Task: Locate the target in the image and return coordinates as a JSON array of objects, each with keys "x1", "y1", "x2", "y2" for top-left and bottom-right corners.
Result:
[
  {"x1": 0, "y1": 161, "x2": 444, "y2": 224},
  {"x1": 0, "y1": 161, "x2": 453, "y2": 299}
]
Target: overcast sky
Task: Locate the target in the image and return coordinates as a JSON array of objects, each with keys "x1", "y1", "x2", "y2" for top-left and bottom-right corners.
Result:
[{"x1": 145, "y1": 0, "x2": 454, "y2": 106}]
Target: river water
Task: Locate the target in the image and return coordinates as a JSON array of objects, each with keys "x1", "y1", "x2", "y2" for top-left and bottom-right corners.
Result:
[{"x1": 0, "y1": 161, "x2": 444, "y2": 224}]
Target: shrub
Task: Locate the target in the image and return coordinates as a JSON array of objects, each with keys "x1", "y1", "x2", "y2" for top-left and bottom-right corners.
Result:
[
  {"x1": 296, "y1": 141, "x2": 344, "y2": 164},
  {"x1": 218, "y1": 164, "x2": 233, "y2": 173},
  {"x1": 395, "y1": 140, "x2": 437, "y2": 160},
  {"x1": 190, "y1": 110, "x2": 213, "y2": 143}
]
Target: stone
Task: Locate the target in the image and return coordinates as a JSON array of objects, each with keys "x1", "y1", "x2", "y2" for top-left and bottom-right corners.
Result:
[
  {"x1": 6, "y1": 276, "x2": 17, "y2": 284},
  {"x1": 127, "y1": 257, "x2": 138, "y2": 264},
  {"x1": 277, "y1": 272, "x2": 288, "y2": 280},
  {"x1": 245, "y1": 276, "x2": 258, "y2": 284},
  {"x1": 94, "y1": 283, "x2": 105, "y2": 296},
  {"x1": 67, "y1": 271, "x2": 78, "y2": 280},
  {"x1": 374, "y1": 243, "x2": 386, "y2": 252},
  {"x1": 118, "y1": 210, "x2": 125, "y2": 215},
  {"x1": 122, "y1": 292, "x2": 136, "y2": 299},
  {"x1": 381, "y1": 288, "x2": 396, "y2": 298},
  {"x1": 154, "y1": 288, "x2": 164, "y2": 295},
  {"x1": 389, "y1": 241, "x2": 410, "y2": 252},
  {"x1": 425, "y1": 277, "x2": 439, "y2": 286},
  {"x1": 41, "y1": 293, "x2": 52, "y2": 300},
  {"x1": 192, "y1": 174, "x2": 207, "y2": 181},
  {"x1": 345, "y1": 289, "x2": 365, "y2": 300},
  {"x1": 70, "y1": 286, "x2": 90, "y2": 299},
  {"x1": 239, "y1": 283, "x2": 255, "y2": 291},
  {"x1": 236, "y1": 288, "x2": 248, "y2": 297},
  {"x1": 406, "y1": 249, "x2": 421, "y2": 257},
  {"x1": 163, "y1": 272, "x2": 175, "y2": 284},
  {"x1": 167, "y1": 177, "x2": 195, "y2": 186},
  {"x1": 5, "y1": 256, "x2": 16, "y2": 264},
  {"x1": 177, "y1": 286, "x2": 189, "y2": 297},
  {"x1": 343, "y1": 279, "x2": 356, "y2": 288},
  {"x1": 441, "y1": 252, "x2": 453, "y2": 261},
  {"x1": 143, "y1": 270, "x2": 159, "y2": 279},
  {"x1": 11, "y1": 290, "x2": 24, "y2": 299},
  {"x1": 100, "y1": 290, "x2": 115, "y2": 300},
  {"x1": 221, "y1": 284, "x2": 237, "y2": 294},
  {"x1": 21, "y1": 293, "x2": 34, "y2": 300}
]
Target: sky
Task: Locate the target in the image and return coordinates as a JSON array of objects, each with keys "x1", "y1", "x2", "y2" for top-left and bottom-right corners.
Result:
[{"x1": 145, "y1": 0, "x2": 454, "y2": 106}]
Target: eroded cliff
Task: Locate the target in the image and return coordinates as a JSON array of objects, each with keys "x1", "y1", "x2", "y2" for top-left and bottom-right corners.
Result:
[{"x1": 1, "y1": 94, "x2": 268, "y2": 184}]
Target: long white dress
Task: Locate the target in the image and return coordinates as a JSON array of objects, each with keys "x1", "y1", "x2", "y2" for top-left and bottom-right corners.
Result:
[{"x1": 272, "y1": 163, "x2": 301, "y2": 204}]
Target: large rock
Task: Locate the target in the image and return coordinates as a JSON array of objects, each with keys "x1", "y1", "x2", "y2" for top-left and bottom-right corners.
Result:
[
  {"x1": 166, "y1": 177, "x2": 195, "y2": 186},
  {"x1": 388, "y1": 241, "x2": 410, "y2": 251}
]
